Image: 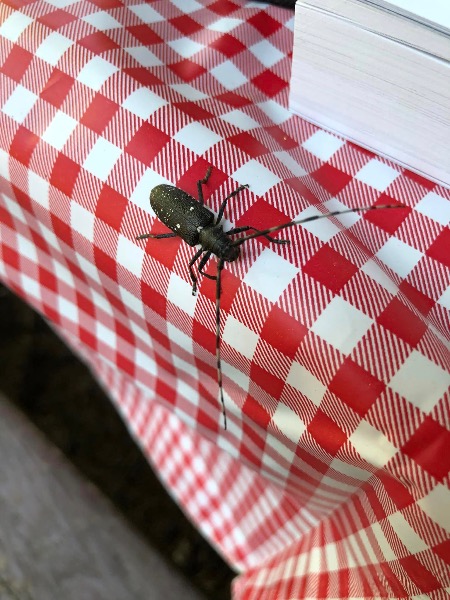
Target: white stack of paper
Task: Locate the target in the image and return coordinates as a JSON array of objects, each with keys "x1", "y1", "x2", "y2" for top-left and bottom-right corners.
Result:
[{"x1": 289, "y1": 0, "x2": 450, "y2": 187}]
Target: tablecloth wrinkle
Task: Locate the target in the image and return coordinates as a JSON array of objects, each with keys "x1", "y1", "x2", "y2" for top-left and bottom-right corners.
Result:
[{"x1": 0, "y1": 1, "x2": 449, "y2": 598}]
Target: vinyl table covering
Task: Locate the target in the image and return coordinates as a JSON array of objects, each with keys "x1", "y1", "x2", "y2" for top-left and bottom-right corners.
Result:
[{"x1": 0, "y1": 1, "x2": 449, "y2": 598}]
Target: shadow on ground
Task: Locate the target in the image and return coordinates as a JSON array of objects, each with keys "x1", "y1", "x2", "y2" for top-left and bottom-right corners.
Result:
[{"x1": 0, "y1": 283, "x2": 234, "y2": 600}]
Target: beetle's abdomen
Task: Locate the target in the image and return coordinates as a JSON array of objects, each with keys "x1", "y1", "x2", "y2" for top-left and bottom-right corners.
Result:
[{"x1": 150, "y1": 185, "x2": 214, "y2": 246}]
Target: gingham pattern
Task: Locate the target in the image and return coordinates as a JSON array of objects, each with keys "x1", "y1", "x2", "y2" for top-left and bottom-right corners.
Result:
[{"x1": 0, "y1": 1, "x2": 449, "y2": 597}]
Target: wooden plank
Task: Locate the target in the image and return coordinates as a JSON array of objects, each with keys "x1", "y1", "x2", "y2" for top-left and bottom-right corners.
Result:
[{"x1": 0, "y1": 394, "x2": 205, "y2": 600}]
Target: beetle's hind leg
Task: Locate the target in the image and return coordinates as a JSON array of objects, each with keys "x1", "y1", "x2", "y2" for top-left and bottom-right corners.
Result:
[
  {"x1": 188, "y1": 247, "x2": 206, "y2": 295},
  {"x1": 197, "y1": 166, "x2": 212, "y2": 205},
  {"x1": 226, "y1": 225, "x2": 289, "y2": 244}
]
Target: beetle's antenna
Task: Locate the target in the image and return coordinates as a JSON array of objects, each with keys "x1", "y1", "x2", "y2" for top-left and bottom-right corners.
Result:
[
  {"x1": 215, "y1": 258, "x2": 227, "y2": 430},
  {"x1": 231, "y1": 204, "x2": 404, "y2": 246}
]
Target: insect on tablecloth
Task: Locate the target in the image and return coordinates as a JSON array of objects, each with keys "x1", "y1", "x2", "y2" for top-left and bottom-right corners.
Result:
[{"x1": 0, "y1": 1, "x2": 449, "y2": 598}]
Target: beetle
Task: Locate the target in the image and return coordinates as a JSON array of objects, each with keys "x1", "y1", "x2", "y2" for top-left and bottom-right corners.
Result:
[{"x1": 137, "y1": 167, "x2": 401, "y2": 429}]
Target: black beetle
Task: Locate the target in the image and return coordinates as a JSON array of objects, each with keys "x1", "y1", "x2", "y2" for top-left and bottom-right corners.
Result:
[{"x1": 137, "y1": 167, "x2": 401, "y2": 429}]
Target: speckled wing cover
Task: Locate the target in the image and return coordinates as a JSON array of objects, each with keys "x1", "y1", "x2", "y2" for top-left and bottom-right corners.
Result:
[{"x1": 0, "y1": 1, "x2": 449, "y2": 598}]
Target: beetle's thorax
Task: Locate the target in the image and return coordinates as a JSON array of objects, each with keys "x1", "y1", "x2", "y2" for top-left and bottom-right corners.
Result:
[{"x1": 198, "y1": 225, "x2": 240, "y2": 262}]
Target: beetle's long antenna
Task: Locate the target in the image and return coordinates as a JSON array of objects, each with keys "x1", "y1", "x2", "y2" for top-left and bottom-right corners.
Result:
[
  {"x1": 215, "y1": 258, "x2": 227, "y2": 430},
  {"x1": 231, "y1": 204, "x2": 404, "y2": 246}
]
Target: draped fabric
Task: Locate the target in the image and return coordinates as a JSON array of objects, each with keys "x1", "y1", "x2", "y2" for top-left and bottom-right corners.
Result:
[{"x1": 0, "y1": 1, "x2": 449, "y2": 597}]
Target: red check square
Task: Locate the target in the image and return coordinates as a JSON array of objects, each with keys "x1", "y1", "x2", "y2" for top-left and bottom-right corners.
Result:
[
  {"x1": 402, "y1": 417, "x2": 450, "y2": 481},
  {"x1": 40, "y1": 69, "x2": 74, "y2": 108},
  {"x1": 252, "y1": 70, "x2": 287, "y2": 98},
  {"x1": 79, "y1": 32, "x2": 119, "y2": 54},
  {"x1": 125, "y1": 123, "x2": 169, "y2": 167},
  {"x1": 312, "y1": 163, "x2": 352, "y2": 195},
  {"x1": 308, "y1": 410, "x2": 347, "y2": 455},
  {"x1": 9, "y1": 127, "x2": 40, "y2": 167},
  {"x1": 210, "y1": 34, "x2": 245, "y2": 57},
  {"x1": 329, "y1": 358, "x2": 385, "y2": 417},
  {"x1": 377, "y1": 297, "x2": 427, "y2": 347},
  {"x1": 95, "y1": 185, "x2": 127, "y2": 230},
  {"x1": 248, "y1": 12, "x2": 281, "y2": 36},
  {"x1": 169, "y1": 59, "x2": 206, "y2": 82},
  {"x1": 81, "y1": 93, "x2": 118, "y2": 134},
  {"x1": 50, "y1": 153, "x2": 80, "y2": 197},
  {"x1": 303, "y1": 245, "x2": 358, "y2": 294},
  {"x1": 426, "y1": 228, "x2": 450, "y2": 269},
  {"x1": 260, "y1": 305, "x2": 307, "y2": 358},
  {"x1": 0, "y1": 46, "x2": 33, "y2": 82}
]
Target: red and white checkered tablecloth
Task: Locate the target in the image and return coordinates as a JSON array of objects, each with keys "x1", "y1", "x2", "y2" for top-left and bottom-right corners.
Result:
[{"x1": 1, "y1": 1, "x2": 449, "y2": 597}]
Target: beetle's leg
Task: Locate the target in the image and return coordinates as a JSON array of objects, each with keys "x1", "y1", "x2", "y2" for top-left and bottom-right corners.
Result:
[
  {"x1": 136, "y1": 232, "x2": 177, "y2": 240},
  {"x1": 226, "y1": 225, "x2": 289, "y2": 244},
  {"x1": 215, "y1": 184, "x2": 249, "y2": 224},
  {"x1": 197, "y1": 251, "x2": 214, "y2": 278},
  {"x1": 215, "y1": 258, "x2": 227, "y2": 429},
  {"x1": 197, "y1": 166, "x2": 212, "y2": 205},
  {"x1": 188, "y1": 247, "x2": 205, "y2": 295}
]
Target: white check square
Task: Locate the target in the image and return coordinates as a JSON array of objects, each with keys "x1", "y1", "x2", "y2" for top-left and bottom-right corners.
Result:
[
  {"x1": 415, "y1": 192, "x2": 450, "y2": 226},
  {"x1": 42, "y1": 111, "x2": 77, "y2": 150},
  {"x1": 0, "y1": 12, "x2": 33, "y2": 42},
  {"x1": 2, "y1": 85, "x2": 38, "y2": 124},
  {"x1": 77, "y1": 57, "x2": 119, "y2": 91},
  {"x1": 71, "y1": 201, "x2": 95, "y2": 240},
  {"x1": 170, "y1": 84, "x2": 208, "y2": 101},
  {"x1": 116, "y1": 235, "x2": 145, "y2": 278},
  {"x1": 35, "y1": 32, "x2": 73, "y2": 66},
  {"x1": 243, "y1": 248, "x2": 299, "y2": 303},
  {"x1": 211, "y1": 61, "x2": 247, "y2": 91},
  {"x1": 125, "y1": 46, "x2": 162, "y2": 67},
  {"x1": 168, "y1": 38, "x2": 205, "y2": 58},
  {"x1": 208, "y1": 17, "x2": 243, "y2": 32},
  {"x1": 232, "y1": 159, "x2": 280, "y2": 196},
  {"x1": 286, "y1": 363, "x2": 326, "y2": 406},
  {"x1": 274, "y1": 151, "x2": 308, "y2": 177},
  {"x1": 130, "y1": 168, "x2": 170, "y2": 212},
  {"x1": 83, "y1": 137, "x2": 122, "y2": 181},
  {"x1": 389, "y1": 350, "x2": 450, "y2": 413},
  {"x1": 376, "y1": 237, "x2": 423, "y2": 279},
  {"x1": 167, "y1": 323, "x2": 194, "y2": 354},
  {"x1": 356, "y1": 159, "x2": 400, "y2": 191},
  {"x1": 272, "y1": 402, "x2": 306, "y2": 444},
  {"x1": 96, "y1": 322, "x2": 117, "y2": 349},
  {"x1": 82, "y1": 11, "x2": 121, "y2": 30},
  {"x1": 303, "y1": 130, "x2": 345, "y2": 162},
  {"x1": 170, "y1": 0, "x2": 202, "y2": 13},
  {"x1": 350, "y1": 421, "x2": 398, "y2": 468},
  {"x1": 417, "y1": 484, "x2": 450, "y2": 533},
  {"x1": 17, "y1": 234, "x2": 37, "y2": 262},
  {"x1": 311, "y1": 296, "x2": 373, "y2": 355},
  {"x1": 122, "y1": 88, "x2": 167, "y2": 120},
  {"x1": 28, "y1": 172, "x2": 50, "y2": 209},
  {"x1": 167, "y1": 273, "x2": 197, "y2": 317},
  {"x1": 257, "y1": 100, "x2": 291, "y2": 124},
  {"x1": 128, "y1": 4, "x2": 164, "y2": 23},
  {"x1": 249, "y1": 40, "x2": 284, "y2": 68},
  {"x1": 220, "y1": 110, "x2": 259, "y2": 131},
  {"x1": 222, "y1": 315, "x2": 258, "y2": 360},
  {"x1": 174, "y1": 122, "x2": 222, "y2": 156},
  {"x1": 295, "y1": 206, "x2": 341, "y2": 243},
  {"x1": 21, "y1": 274, "x2": 41, "y2": 302}
]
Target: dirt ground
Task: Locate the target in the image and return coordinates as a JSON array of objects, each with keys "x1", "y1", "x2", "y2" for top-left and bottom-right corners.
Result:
[{"x1": 0, "y1": 283, "x2": 234, "y2": 599}]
